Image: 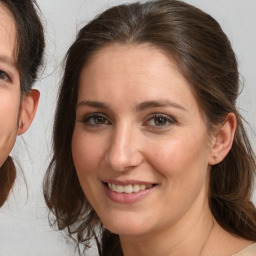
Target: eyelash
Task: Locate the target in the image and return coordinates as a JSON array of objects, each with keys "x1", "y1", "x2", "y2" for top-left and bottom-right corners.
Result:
[
  {"x1": 143, "y1": 113, "x2": 176, "y2": 129},
  {"x1": 81, "y1": 113, "x2": 111, "y2": 126},
  {"x1": 80, "y1": 112, "x2": 176, "y2": 130},
  {"x1": 0, "y1": 70, "x2": 11, "y2": 82}
]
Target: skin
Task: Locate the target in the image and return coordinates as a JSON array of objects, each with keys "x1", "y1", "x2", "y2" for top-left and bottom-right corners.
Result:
[
  {"x1": 72, "y1": 44, "x2": 251, "y2": 255},
  {"x1": 0, "y1": 4, "x2": 39, "y2": 170}
]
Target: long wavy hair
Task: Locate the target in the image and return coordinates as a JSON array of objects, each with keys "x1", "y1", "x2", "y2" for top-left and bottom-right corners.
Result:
[
  {"x1": 0, "y1": 0, "x2": 45, "y2": 206},
  {"x1": 43, "y1": 0, "x2": 256, "y2": 255}
]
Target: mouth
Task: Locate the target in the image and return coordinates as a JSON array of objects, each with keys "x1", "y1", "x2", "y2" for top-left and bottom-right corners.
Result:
[
  {"x1": 105, "y1": 182, "x2": 155, "y2": 194},
  {"x1": 102, "y1": 181, "x2": 156, "y2": 203}
]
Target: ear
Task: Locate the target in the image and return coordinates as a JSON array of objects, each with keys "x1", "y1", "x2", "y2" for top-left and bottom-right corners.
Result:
[
  {"x1": 208, "y1": 113, "x2": 237, "y2": 165},
  {"x1": 17, "y1": 89, "x2": 40, "y2": 135}
]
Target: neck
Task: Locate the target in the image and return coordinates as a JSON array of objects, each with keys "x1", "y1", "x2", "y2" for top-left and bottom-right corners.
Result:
[{"x1": 120, "y1": 188, "x2": 215, "y2": 256}]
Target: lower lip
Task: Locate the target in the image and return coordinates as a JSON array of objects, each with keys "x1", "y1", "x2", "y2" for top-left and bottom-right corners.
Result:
[{"x1": 103, "y1": 184, "x2": 155, "y2": 204}]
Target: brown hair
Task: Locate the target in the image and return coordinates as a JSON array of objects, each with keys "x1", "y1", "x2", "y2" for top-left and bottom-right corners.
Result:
[
  {"x1": 43, "y1": 0, "x2": 256, "y2": 254},
  {"x1": 0, "y1": 0, "x2": 45, "y2": 206}
]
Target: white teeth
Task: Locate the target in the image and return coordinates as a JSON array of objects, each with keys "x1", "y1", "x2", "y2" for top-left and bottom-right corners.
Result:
[
  {"x1": 123, "y1": 185, "x2": 133, "y2": 194},
  {"x1": 116, "y1": 185, "x2": 124, "y2": 193},
  {"x1": 133, "y1": 184, "x2": 140, "y2": 192},
  {"x1": 108, "y1": 183, "x2": 153, "y2": 193}
]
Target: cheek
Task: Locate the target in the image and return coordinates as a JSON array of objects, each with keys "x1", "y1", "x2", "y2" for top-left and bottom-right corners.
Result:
[
  {"x1": 0, "y1": 93, "x2": 20, "y2": 167},
  {"x1": 72, "y1": 128, "x2": 105, "y2": 177},
  {"x1": 146, "y1": 132, "x2": 210, "y2": 181},
  {"x1": 71, "y1": 128, "x2": 107, "y2": 208},
  {"x1": 145, "y1": 133, "x2": 211, "y2": 220},
  {"x1": 0, "y1": 93, "x2": 20, "y2": 121}
]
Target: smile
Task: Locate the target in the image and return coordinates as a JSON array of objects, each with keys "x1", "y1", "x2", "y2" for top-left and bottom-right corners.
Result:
[
  {"x1": 103, "y1": 181, "x2": 156, "y2": 204},
  {"x1": 108, "y1": 183, "x2": 153, "y2": 194}
]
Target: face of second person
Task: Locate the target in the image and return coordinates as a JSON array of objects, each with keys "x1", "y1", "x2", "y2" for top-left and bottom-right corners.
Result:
[
  {"x1": 72, "y1": 43, "x2": 214, "y2": 238},
  {"x1": 0, "y1": 4, "x2": 21, "y2": 167}
]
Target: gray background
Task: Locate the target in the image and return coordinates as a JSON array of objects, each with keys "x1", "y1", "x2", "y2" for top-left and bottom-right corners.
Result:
[{"x1": 0, "y1": 0, "x2": 255, "y2": 255}]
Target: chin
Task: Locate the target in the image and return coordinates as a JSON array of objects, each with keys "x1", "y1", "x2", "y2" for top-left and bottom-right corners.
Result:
[
  {"x1": 107, "y1": 225, "x2": 147, "y2": 237},
  {"x1": 101, "y1": 214, "x2": 150, "y2": 236}
]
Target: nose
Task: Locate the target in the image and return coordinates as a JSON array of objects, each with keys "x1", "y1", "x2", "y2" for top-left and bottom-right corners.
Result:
[{"x1": 105, "y1": 124, "x2": 143, "y2": 172}]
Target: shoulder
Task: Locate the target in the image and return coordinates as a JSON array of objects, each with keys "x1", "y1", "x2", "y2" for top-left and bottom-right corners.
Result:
[{"x1": 233, "y1": 243, "x2": 256, "y2": 256}]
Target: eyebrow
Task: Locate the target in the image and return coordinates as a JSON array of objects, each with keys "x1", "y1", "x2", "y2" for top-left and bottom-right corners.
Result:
[
  {"x1": 76, "y1": 99, "x2": 187, "y2": 112},
  {"x1": 136, "y1": 100, "x2": 187, "y2": 112},
  {"x1": 76, "y1": 100, "x2": 109, "y2": 109}
]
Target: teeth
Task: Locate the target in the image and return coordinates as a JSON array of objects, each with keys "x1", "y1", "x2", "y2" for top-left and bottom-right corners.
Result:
[
  {"x1": 123, "y1": 185, "x2": 133, "y2": 194},
  {"x1": 116, "y1": 185, "x2": 124, "y2": 193},
  {"x1": 133, "y1": 184, "x2": 140, "y2": 192},
  {"x1": 108, "y1": 183, "x2": 153, "y2": 193}
]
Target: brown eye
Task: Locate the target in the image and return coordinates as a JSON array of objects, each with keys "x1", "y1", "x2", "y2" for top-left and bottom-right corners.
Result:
[
  {"x1": 82, "y1": 113, "x2": 111, "y2": 126},
  {"x1": 94, "y1": 116, "x2": 106, "y2": 124},
  {"x1": 143, "y1": 113, "x2": 176, "y2": 129},
  {"x1": 154, "y1": 116, "x2": 167, "y2": 126},
  {"x1": 0, "y1": 70, "x2": 11, "y2": 82}
]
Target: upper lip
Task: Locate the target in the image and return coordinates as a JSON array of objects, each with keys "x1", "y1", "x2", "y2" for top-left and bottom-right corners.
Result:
[{"x1": 103, "y1": 179, "x2": 156, "y2": 185}]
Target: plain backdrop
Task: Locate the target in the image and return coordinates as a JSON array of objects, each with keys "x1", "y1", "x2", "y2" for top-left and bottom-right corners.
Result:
[{"x1": 0, "y1": 1, "x2": 255, "y2": 255}]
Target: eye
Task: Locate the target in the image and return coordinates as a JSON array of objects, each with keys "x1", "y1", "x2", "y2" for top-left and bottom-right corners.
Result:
[
  {"x1": 143, "y1": 113, "x2": 176, "y2": 128},
  {"x1": 0, "y1": 70, "x2": 11, "y2": 82},
  {"x1": 81, "y1": 113, "x2": 111, "y2": 126}
]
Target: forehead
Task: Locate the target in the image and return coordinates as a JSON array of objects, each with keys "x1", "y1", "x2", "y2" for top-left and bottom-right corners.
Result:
[
  {"x1": 79, "y1": 43, "x2": 201, "y2": 113},
  {"x1": 80, "y1": 43, "x2": 182, "y2": 91},
  {"x1": 0, "y1": 3, "x2": 17, "y2": 61}
]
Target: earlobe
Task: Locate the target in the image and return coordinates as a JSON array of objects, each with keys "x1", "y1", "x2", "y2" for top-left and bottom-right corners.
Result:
[
  {"x1": 208, "y1": 113, "x2": 237, "y2": 165},
  {"x1": 17, "y1": 89, "x2": 40, "y2": 135}
]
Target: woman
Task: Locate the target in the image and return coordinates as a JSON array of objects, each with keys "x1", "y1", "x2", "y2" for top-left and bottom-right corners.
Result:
[
  {"x1": 44, "y1": 0, "x2": 256, "y2": 255},
  {"x1": 0, "y1": 0, "x2": 44, "y2": 206}
]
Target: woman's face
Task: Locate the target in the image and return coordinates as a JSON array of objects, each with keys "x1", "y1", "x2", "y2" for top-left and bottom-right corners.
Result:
[
  {"x1": 72, "y1": 44, "x2": 214, "y2": 237},
  {"x1": 0, "y1": 4, "x2": 21, "y2": 168}
]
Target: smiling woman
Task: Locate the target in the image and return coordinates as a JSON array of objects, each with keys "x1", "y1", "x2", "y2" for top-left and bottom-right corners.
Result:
[
  {"x1": 43, "y1": 0, "x2": 256, "y2": 255},
  {"x1": 0, "y1": 0, "x2": 44, "y2": 206}
]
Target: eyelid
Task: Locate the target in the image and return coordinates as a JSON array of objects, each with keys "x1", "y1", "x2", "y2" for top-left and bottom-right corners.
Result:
[
  {"x1": 80, "y1": 112, "x2": 111, "y2": 125},
  {"x1": 143, "y1": 113, "x2": 176, "y2": 128},
  {"x1": 0, "y1": 70, "x2": 11, "y2": 82}
]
